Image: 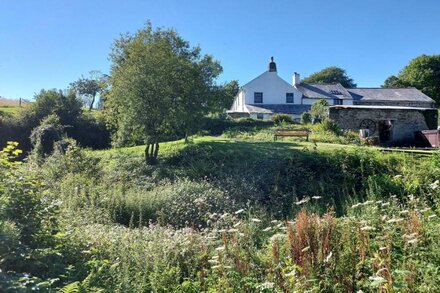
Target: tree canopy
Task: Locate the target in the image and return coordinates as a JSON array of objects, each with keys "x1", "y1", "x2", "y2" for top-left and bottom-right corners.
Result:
[
  {"x1": 70, "y1": 71, "x2": 108, "y2": 111},
  {"x1": 105, "y1": 22, "x2": 226, "y2": 164},
  {"x1": 302, "y1": 66, "x2": 357, "y2": 88},
  {"x1": 382, "y1": 54, "x2": 440, "y2": 105}
]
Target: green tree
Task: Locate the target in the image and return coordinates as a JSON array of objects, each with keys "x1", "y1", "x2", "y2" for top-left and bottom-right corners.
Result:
[
  {"x1": 385, "y1": 54, "x2": 440, "y2": 105},
  {"x1": 106, "y1": 22, "x2": 224, "y2": 164},
  {"x1": 302, "y1": 66, "x2": 357, "y2": 88},
  {"x1": 381, "y1": 75, "x2": 407, "y2": 88},
  {"x1": 301, "y1": 111, "x2": 312, "y2": 124},
  {"x1": 310, "y1": 99, "x2": 329, "y2": 122},
  {"x1": 70, "y1": 71, "x2": 108, "y2": 111}
]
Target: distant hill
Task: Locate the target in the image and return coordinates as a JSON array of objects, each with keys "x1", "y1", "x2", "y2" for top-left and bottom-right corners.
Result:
[{"x1": 0, "y1": 97, "x2": 31, "y2": 106}]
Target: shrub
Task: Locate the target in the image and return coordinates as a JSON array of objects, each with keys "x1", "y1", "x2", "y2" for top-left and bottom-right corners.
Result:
[
  {"x1": 301, "y1": 111, "x2": 312, "y2": 124},
  {"x1": 30, "y1": 114, "x2": 64, "y2": 159},
  {"x1": 272, "y1": 113, "x2": 294, "y2": 125}
]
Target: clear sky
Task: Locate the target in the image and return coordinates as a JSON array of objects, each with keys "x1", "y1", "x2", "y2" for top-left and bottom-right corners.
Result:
[{"x1": 1, "y1": 0, "x2": 440, "y2": 100}]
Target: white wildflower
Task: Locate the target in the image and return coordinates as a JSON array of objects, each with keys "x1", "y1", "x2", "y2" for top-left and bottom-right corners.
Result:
[
  {"x1": 215, "y1": 246, "x2": 225, "y2": 251},
  {"x1": 376, "y1": 200, "x2": 383, "y2": 204},
  {"x1": 251, "y1": 218, "x2": 262, "y2": 223},
  {"x1": 262, "y1": 227, "x2": 272, "y2": 232},
  {"x1": 407, "y1": 238, "x2": 418, "y2": 245},
  {"x1": 285, "y1": 270, "x2": 296, "y2": 277},
  {"x1": 381, "y1": 202, "x2": 390, "y2": 207},
  {"x1": 379, "y1": 247, "x2": 387, "y2": 251},
  {"x1": 386, "y1": 218, "x2": 403, "y2": 224},
  {"x1": 301, "y1": 246, "x2": 310, "y2": 252},
  {"x1": 351, "y1": 203, "x2": 362, "y2": 208},
  {"x1": 257, "y1": 282, "x2": 274, "y2": 290},
  {"x1": 270, "y1": 234, "x2": 286, "y2": 242},
  {"x1": 312, "y1": 196, "x2": 322, "y2": 200},
  {"x1": 234, "y1": 209, "x2": 245, "y2": 215},
  {"x1": 295, "y1": 198, "x2": 309, "y2": 205},
  {"x1": 270, "y1": 220, "x2": 278, "y2": 224},
  {"x1": 324, "y1": 251, "x2": 332, "y2": 263},
  {"x1": 361, "y1": 226, "x2": 375, "y2": 231},
  {"x1": 208, "y1": 259, "x2": 219, "y2": 264},
  {"x1": 211, "y1": 265, "x2": 220, "y2": 269},
  {"x1": 429, "y1": 180, "x2": 439, "y2": 190},
  {"x1": 428, "y1": 214, "x2": 437, "y2": 219},
  {"x1": 394, "y1": 174, "x2": 402, "y2": 179},
  {"x1": 420, "y1": 208, "x2": 430, "y2": 213},
  {"x1": 399, "y1": 210, "x2": 409, "y2": 215},
  {"x1": 363, "y1": 200, "x2": 374, "y2": 205},
  {"x1": 233, "y1": 221, "x2": 241, "y2": 227},
  {"x1": 211, "y1": 255, "x2": 219, "y2": 259},
  {"x1": 227, "y1": 228, "x2": 238, "y2": 233}
]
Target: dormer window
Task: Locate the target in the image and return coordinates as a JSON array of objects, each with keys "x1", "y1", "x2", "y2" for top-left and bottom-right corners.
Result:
[
  {"x1": 286, "y1": 93, "x2": 294, "y2": 103},
  {"x1": 254, "y1": 92, "x2": 263, "y2": 103}
]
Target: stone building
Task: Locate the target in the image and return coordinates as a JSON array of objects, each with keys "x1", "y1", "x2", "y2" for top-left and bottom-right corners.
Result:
[
  {"x1": 228, "y1": 58, "x2": 436, "y2": 120},
  {"x1": 329, "y1": 105, "x2": 438, "y2": 145}
]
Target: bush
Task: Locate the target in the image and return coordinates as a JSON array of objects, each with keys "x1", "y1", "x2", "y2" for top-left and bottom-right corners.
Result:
[
  {"x1": 30, "y1": 114, "x2": 64, "y2": 159},
  {"x1": 271, "y1": 113, "x2": 294, "y2": 125},
  {"x1": 301, "y1": 111, "x2": 312, "y2": 124}
]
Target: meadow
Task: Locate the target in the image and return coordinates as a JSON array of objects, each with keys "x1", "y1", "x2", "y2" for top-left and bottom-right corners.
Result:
[{"x1": 1, "y1": 125, "x2": 439, "y2": 292}]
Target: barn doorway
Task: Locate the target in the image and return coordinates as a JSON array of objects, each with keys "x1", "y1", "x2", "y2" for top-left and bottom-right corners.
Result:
[{"x1": 378, "y1": 120, "x2": 394, "y2": 143}]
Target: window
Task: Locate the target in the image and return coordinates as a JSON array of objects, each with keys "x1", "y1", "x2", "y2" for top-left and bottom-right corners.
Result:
[
  {"x1": 333, "y1": 99, "x2": 343, "y2": 105},
  {"x1": 286, "y1": 93, "x2": 294, "y2": 103},
  {"x1": 254, "y1": 92, "x2": 263, "y2": 103},
  {"x1": 256, "y1": 113, "x2": 264, "y2": 120}
]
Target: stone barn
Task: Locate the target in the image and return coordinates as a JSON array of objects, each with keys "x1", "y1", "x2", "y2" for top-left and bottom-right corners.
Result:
[{"x1": 329, "y1": 105, "x2": 438, "y2": 145}]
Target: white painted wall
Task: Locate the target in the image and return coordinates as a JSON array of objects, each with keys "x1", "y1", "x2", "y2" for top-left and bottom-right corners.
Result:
[
  {"x1": 243, "y1": 71, "x2": 302, "y2": 105},
  {"x1": 302, "y1": 98, "x2": 353, "y2": 106}
]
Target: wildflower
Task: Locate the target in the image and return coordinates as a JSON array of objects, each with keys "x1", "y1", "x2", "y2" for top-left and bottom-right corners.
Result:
[
  {"x1": 220, "y1": 213, "x2": 229, "y2": 219},
  {"x1": 251, "y1": 218, "x2": 262, "y2": 223},
  {"x1": 234, "y1": 209, "x2": 245, "y2": 215},
  {"x1": 368, "y1": 275, "x2": 386, "y2": 283},
  {"x1": 270, "y1": 234, "x2": 285, "y2": 242},
  {"x1": 312, "y1": 196, "x2": 322, "y2": 200},
  {"x1": 324, "y1": 251, "x2": 332, "y2": 263},
  {"x1": 262, "y1": 227, "x2": 271, "y2": 232},
  {"x1": 270, "y1": 220, "x2": 278, "y2": 224},
  {"x1": 215, "y1": 246, "x2": 225, "y2": 251},
  {"x1": 386, "y1": 218, "x2": 403, "y2": 224},
  {"x1": 233, "y1": 221, "x2": 241, "y2": 227},
  {"x1": 295, "y1": 198, "x2": 309, "y2": 205},
  {"x1": 285, "y1": 270, "x2": 296, "y2": 277},
  {"x1": 399, "y1": 210, "x2": 409, "y2": 215},
  {"x1": 381, "y1": 202, "x2": 390, "y2": 207},
  {"x1": 211, "y1": 265, "x2": 220, "y2": 269},
  {"x1": 211, "y1": 255, "x2": 219, "y2": 259},
  {"x1": 223, "y1": 266, "x2": 232, "y2": 269},
  {"x1": 238, "y1": 233, "x2": 245, "y2": 237},
  {"x1": 363, "y1": 200, "x2": 374, "y2": 205},
  {"x1": 394, "y1": 174, "x2": 402, "y2": 179},
  {"x1": 403, "y1": 232, "x2": 417, "y2": 239},
  {"x1": 351, "y1": 203, "x2": 362, "y2": 208},
  {"x1": 375, "y1": 200, "x2": 383, "y2": 204},
  {"x1": 428, "y1": 214, "x2": 437, "y2": 219},
  {"x1": 381, "y1": 215, "x2": 387, "y2": 221},
  {"x1": 429, "y1": 180, "x2": 439, "y2": 190},
  {"x1": 257, "y1": 282, "x2": 274, "y2": 290},
  {"x1": 287, "y1": 220, "x2": 295, "y2": 225},
  {"x1": 301, "y1": 246, "x2": 310, "y2": 252},
  {"x1": 208, "y1": 259, "x2": 219, "y2": 264},
  {"x1": 361, "y1": 226, "x2": 375, "y2": 231},
  {"x1": 379, "y1": 247, "x2": 387, "y2": 251},
  {"x1": 407, "y1": 238, "x2": 418, "y2": 245},
  {"x1": 420, "y1": 208, "x2": 430, "y2": 213},
  {"x1": 227, "y1": 228, "x2": 238, "y2": 233}
]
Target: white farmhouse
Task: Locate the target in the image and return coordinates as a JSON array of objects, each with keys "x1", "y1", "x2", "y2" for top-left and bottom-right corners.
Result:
[{"x1": 228, "y1": 57, "x2": 435, "y2": 121}]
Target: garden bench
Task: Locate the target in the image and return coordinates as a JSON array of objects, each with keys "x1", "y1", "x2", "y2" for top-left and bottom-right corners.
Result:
[{"x1": 274, "y1": 129, "x2": 310, "y2": 141}]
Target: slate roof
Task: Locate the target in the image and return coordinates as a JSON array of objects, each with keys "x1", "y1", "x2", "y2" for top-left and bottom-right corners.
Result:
[
  {"x1": 246, "y1": 104, "x2": 311, "y2": 114},
  {"x1": 296, "y1": 83, "x2": 352, "y2": 100},
  {"x1": 330, "y1": 105, "x2": 434, "y2": 111},
  {"x1": 347, "y1": 88, "x2": 434, "y2": 102}
]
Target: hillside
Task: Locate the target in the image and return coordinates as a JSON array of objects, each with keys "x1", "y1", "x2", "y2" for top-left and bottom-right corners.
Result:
[{"x1": 1, "y1": 133, "x2": 439, "y2": 292}]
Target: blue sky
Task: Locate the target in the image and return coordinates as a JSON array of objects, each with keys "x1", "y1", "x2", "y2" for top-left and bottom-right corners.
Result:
[{"x1": 1, "y1": 0, "x2": 440, "y2": 100}]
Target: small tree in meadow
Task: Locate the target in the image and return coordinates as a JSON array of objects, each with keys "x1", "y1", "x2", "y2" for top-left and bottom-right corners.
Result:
[{"x1": 310, "y1": 99, "x2": 329, "y2": 122}]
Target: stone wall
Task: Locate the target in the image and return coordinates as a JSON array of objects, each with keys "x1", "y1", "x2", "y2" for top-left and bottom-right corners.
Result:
[{"x1": 329, "y1": 107, "x2": 438, "y2": 144}]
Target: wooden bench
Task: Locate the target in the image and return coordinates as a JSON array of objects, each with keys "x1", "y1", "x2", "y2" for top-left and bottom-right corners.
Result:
[{"x1": 274, "y1": 129, "x2": 310, "y2": 141}]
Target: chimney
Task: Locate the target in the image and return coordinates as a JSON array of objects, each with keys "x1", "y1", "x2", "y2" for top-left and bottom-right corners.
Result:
[
  {"x1": 293, "y1": 72, "x2": 300, "y2": 86},
  {"x1": 268, "y1": 56, "x2": 277, "y2": 72}
]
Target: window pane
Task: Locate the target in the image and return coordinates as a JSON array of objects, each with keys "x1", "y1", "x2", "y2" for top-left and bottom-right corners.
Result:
[
  {"x1": 254, "y1": 92, "x2": 263, "y2": 103},
  {"x1": 286, "y1": 93, "x2": 294, "y2": 103}
]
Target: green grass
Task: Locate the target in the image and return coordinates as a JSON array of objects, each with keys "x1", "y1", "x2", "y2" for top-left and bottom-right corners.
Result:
[{"x1": 0, "y1": 105, "x2": 22, "y2": 115}]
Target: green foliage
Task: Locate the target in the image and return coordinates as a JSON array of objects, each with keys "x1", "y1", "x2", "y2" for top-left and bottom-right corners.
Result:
[
  {"x1": 383, "y1": 54, "x2": 440, "y2": 105},
  {"x1": 310, "y1": 99, "x2": 329, "y2": 121},
  {"x1": 106, "y1": 21, "x2": 225, "y2": 163},
  {"x1": 271, "y1": 113, "x2": 294, "y2": 125},
  {"x1": 30, "y1": 114, "x2": 64, "y2": 159},
  {"x1": 301, "y1": 111, "x2": 312, "y2": 124},
  {"x1": 302, "y1": 66, "x2": 357, "y2": 87},
  {"x1": 70, "y1": 70, "x2": 108, "y2": 111}
]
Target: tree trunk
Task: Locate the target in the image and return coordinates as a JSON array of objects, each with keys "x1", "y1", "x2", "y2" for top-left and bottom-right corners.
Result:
[
  {"x1": 88, "y1": 94, "x2": 96, "y2": 111},
  {"x1": 145, "y1": 141, "x2": 160, "y2": 165}
]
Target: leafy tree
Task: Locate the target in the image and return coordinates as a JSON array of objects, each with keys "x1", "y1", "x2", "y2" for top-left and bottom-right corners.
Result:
[
  {"x1": 106, "y1": 22, "x2": 224, "y2": 164},
  {"x1": 302, "y1": 66, "x2": 357, "y2": 88},
  {"x1": 381, "y1": 75, "x2": 407, "y2": 88},
  {"x1": 310, "y1": 99, "x2": 329, "y2": 122},
  {"x1": 384, "y1": 54, "x2": 440, "y2": 105},
  {"x1": 70, "y1": 71, "x2": 108, "y2": 111}
]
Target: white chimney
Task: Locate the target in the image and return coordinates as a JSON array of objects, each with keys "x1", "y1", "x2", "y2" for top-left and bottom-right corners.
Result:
[{"x1": 293, "y1": 72, "x2": 300, "y2": 86}]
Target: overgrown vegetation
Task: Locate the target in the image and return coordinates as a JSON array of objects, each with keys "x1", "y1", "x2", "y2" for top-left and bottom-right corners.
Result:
[{"x1": 1, "y1": 135, "x2": 439, "y2": 291}]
